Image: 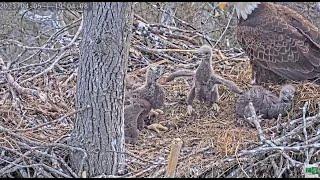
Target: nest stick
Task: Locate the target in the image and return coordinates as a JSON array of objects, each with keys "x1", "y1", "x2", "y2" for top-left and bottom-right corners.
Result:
[
  {"x1": 0, "y1": 58, "x2": 46, "y2": 101},
  {"x1": 166, "y1": 138, "x2": 183, "y2": 178}
]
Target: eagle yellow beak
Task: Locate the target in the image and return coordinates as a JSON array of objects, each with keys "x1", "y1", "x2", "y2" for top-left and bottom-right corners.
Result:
[{"x1": 218, "y1": 2, "x2": 228, "y2": 11}]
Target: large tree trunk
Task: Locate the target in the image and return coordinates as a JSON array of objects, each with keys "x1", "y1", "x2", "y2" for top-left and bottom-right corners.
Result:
[{"x1": 69, "y1": 2, "x2": 133, "y2": 177}]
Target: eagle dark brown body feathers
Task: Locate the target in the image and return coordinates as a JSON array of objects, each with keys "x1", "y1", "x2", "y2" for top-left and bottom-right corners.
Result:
[{"x1": 236, "y1": 2, "x2": 320, "y2": 84}]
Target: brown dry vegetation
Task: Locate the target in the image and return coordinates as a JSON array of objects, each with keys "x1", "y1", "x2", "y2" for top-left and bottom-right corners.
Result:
[{"x1": 0, "y1": 2, "x2": 319, "y2": 178}]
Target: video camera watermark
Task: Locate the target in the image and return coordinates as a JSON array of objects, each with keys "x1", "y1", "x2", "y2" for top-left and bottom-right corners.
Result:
[
  {"x1": 0, "y1": 2, "x2": 91, "y2": 11},
  {"x1": 304, "y1": 165, "x2": 320, "y2": 178}
]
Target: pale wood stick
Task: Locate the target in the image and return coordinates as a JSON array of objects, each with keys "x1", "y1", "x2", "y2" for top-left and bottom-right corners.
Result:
[{"x1": 166, "y1": 138, "x2": 183, "y2": 178}]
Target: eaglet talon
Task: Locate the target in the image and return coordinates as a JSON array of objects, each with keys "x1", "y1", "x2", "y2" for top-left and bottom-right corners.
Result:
[
  {"x1": 148, "y1": 109, "x2": 164, "y2": 119},
  {"x1": 148, "y1": 109, "x2": 159, "y2": 119},
  {"x1": 147, "y1": 123, "x2": 168, "y2": 133},
  {"x1": 250, "y1": 74, "x2": 257, "y2": 85},
  {"x1": 187, "y1": 105, "x2": 194, "y2": 115},
  {"x1": 154, "y1": 109, "x2": 164, "y2": 115},
  {"x1": 212, "y1": 103, "x2": 220, "y2": 113}
]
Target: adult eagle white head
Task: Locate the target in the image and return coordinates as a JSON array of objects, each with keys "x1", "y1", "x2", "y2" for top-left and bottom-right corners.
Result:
[{"x1": 219, "y1": 2, "x2": 320, "y2": 84}]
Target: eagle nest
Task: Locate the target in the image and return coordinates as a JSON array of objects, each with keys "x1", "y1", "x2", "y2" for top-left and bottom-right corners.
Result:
[
  {"x1": 125, "y1": 49, "x2": 319, "y2": 178},
  {"x1": 0, "y1": 11, "x2": 319, "y2": 179},
  {"x1": 119, "y1": 15, "x2": 320, "y2": 178}
]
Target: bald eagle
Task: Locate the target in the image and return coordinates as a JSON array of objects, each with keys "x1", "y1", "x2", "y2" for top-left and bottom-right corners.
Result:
[{"x1": 219, "y1": 2, "x2": 320, "y2": 84}]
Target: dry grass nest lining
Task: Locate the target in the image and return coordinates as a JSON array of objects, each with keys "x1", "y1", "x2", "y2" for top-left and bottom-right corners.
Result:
[{"x1": 0, "y1": 49, "x2": 319, "y2": 177}]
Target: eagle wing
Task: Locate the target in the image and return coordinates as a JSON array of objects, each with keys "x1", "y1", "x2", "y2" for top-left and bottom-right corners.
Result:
[
  {"x1": 271, "y1": 2, "x2": 320, "y2": 44},
  {"x1": 237, "y1": 9, "x2": 320, "y2": 81}
]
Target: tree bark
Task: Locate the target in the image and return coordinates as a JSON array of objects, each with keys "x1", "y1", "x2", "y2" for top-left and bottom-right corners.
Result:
[{"x1": 69, "y1": 2, "x2": 133, "y2": 177}]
